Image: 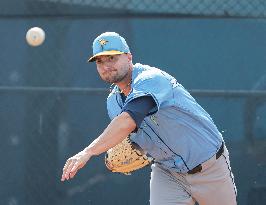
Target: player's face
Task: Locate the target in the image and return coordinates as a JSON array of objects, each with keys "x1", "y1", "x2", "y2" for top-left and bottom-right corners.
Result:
[{"x1": 95, "y1": 54, "x2": 131, "y2": 83}]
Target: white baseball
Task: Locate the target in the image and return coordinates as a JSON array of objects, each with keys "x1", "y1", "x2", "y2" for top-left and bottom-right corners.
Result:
[{"x1": 26, "y1": 27, "x2": 45, "y2": 47}]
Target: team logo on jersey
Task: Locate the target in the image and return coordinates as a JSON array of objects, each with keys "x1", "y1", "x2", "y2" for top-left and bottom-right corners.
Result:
[
  {"x1": 98, "y1": 39, "x2": 108, "y2": 50},
  {"x1": 150, "y1": 115, "x2": 159, "y2": 126}
]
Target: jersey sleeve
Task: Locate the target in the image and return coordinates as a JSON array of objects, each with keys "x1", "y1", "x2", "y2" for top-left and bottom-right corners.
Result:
[
  {"x1": 106, "y1": 91, "x2": 123, "y2": 120},
  {"x1": 125, "y1": 70, "x2": 174, "y2": 111},
  {"x1": 122, "y1": 96, "x2": 157, "y2": 128}
]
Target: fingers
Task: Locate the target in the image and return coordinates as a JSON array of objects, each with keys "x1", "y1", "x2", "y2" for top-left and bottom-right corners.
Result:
[
  {"x1": 61, "y1": 160, "x2": 70, "y2": 181},
  {"x1": 63, "y1": 159, "x2": 71, "y2": 173},
  {"x1": 61, "y1": 159, "x2": 78, "y2": 181},
  {"x1": 70, "y1": 162, "x2": 79, "y2": 173},
  {"x1": 61, "y1": 151, "x2": 91, "y2": 182},
  {"x1": 69, "y1": 168, "x2": 78, "y2": 179}
]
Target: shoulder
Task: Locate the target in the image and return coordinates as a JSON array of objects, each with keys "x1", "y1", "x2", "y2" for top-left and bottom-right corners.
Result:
[
  {"x1": 133, "y1": 63, "x2": 174, "y2": 87},
  {"x1": 106, "y1": 87, "x2": 123, "y2": 119},
  {"x1": 107, "y1": 87, "x2": 118, "y2": 104}
]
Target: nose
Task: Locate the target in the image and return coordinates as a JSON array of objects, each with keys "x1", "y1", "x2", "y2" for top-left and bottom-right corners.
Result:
[{"x1": 100, "y1": 64, "x2": 113, "y2": 72}]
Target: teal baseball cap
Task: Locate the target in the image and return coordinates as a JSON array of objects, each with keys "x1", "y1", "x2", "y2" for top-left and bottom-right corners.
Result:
[{"x1": 88, "y1": 32, "x2": 130, "y2": 62}]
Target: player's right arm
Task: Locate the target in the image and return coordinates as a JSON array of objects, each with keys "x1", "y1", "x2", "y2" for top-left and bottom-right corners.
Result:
[{"x1": 61, "y1": 111, "x2": 136, "y2": 181}]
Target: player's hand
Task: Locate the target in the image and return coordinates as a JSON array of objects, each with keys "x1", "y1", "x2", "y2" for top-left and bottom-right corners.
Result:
[{"x1": 61, "y1": 150, "x2": 92, "y2": 181}]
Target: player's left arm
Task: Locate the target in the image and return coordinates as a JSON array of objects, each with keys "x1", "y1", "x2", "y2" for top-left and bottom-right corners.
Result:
[{"x1": 61, "y1": 111, "x2": 136, "y2": 181}]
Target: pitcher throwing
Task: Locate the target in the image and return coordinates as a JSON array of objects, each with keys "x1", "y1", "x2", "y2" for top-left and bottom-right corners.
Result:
[{"x1": 61, "y1": 32, "x2": 237, "y2": 205}]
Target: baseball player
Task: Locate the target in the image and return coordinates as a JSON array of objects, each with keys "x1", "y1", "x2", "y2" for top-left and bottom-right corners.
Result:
[{"x1": 61, "y1": 32, "x2": 237, "y2": 205}]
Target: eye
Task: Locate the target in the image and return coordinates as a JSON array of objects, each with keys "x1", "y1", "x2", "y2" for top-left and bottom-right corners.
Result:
[
  {"x1": 109, "y1": 56, "x2": 115, "y2": 61},
  {"x1": 96, "y1": 59, "x2": 102, "y2": 64}
]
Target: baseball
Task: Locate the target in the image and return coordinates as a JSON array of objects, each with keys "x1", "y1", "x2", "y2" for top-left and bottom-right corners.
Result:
[{"x1": 26, "y1": 27, "x2": 45, "y2": 47}]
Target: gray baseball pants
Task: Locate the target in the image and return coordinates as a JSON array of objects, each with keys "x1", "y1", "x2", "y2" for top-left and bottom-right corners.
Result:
[{"x1": 150, "y1": 146, "x2": 237, "y2": 205}]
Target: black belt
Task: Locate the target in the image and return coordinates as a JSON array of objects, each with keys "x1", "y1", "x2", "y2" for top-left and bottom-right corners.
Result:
[{"x1": 187, "y1": 142, "x2": 224, "y2": 174}]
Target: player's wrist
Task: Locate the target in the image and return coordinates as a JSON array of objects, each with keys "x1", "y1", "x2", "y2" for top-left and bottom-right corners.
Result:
[{"x1": 83, "y1": 147, "x2": 95, "y2": 158}]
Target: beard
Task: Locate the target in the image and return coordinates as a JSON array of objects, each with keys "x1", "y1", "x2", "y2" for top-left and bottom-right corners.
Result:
[{"x1": 100, "y1": 67, "x2": 129, "y2": 84}]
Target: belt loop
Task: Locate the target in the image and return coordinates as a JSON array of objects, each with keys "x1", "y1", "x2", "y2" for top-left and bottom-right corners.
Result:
[
  {"x1": 188, "y1": 142, "x2": 224, "y2": 175},
  {"x1": 216, "y1": 142, "x2": 224, "y2": 160}
]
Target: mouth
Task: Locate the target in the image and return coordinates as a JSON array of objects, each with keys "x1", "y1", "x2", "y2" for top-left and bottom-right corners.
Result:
[
  {"x1": 101, "y1": 71, "x2": 116, "y2": 81},
  {"x1": 103, "y1": 70, "x2": 117, "y2": 75}
]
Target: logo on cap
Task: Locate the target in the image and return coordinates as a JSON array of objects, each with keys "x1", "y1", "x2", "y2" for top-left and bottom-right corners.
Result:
[{"x1": 98, "y1": 39, "x2": 108, "y2": 51}]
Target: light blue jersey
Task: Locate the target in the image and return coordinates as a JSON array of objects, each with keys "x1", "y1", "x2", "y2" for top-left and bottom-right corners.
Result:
[{"x1": 107, "y1": 63, "x2": 223, "y2": 173}]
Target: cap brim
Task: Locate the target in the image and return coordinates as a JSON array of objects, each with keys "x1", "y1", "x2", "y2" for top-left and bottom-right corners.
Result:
[{"x1": 88, "y1": 50, "x2": 125, "y2": 62}]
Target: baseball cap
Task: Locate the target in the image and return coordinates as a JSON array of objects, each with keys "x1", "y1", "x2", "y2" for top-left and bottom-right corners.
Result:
[{"x1": 88, "y1": 32, "x2": 130, "y2": 62}]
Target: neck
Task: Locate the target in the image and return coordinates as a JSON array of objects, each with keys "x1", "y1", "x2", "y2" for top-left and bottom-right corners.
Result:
[{"x1": 116, "y1": 66, "x2": 133, "y2": 96}]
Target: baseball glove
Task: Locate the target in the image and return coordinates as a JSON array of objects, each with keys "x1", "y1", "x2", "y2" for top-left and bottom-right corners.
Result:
[{"x1": 105, "y1": 136, "x2": 153, "y2": 175}]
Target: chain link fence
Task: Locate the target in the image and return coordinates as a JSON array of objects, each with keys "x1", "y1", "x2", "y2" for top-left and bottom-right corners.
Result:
[{"x1": 0, "y1": 0, "x2": 266, "y2": 17}]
